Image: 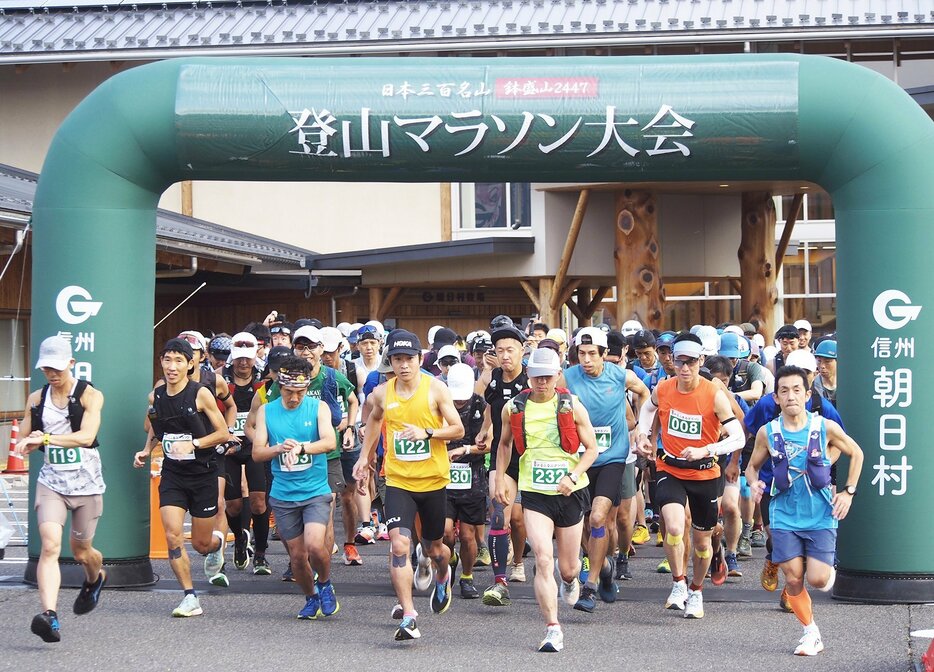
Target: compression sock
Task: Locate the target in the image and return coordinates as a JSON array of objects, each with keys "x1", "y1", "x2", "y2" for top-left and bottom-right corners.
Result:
[
  {"x1": 489, "y1": 530, "x2": 511, "y2": 582},
  {"x1": 786, "y1": 588, "x2": 813, "y2": 627},
  {"x1": 227, "y1": 508, "x2": 244, "y2": 541},
  {"x1": 252, "y1": 510, "x2": 270, "y2": 554}
]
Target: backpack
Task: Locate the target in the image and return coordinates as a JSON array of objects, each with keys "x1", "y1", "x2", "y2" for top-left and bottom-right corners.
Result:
[{"x1": 31, "y1": 381, "x2": 99, "y2": 449}]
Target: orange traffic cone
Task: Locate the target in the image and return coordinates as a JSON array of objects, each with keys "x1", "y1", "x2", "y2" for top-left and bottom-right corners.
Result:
[
  {"x1": 3, "y1": 419, "x2": 26, "y2": 474},
  {"x1": 923, "y1": 637, "x2": 934, "y2": 672}
]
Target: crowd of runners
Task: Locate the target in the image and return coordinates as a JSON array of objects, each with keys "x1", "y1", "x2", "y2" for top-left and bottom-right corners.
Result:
[{"x1": 19, "y1": 312, "x2": 862, "y2": 656}]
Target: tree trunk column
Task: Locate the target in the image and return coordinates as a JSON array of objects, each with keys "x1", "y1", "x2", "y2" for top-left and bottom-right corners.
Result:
[
  {"x1": 538, "y1": 278, "x2": 558, "y2": 329},
  {"x1": 614, "y1": 189, "x2": 664, "y2": 329},
  {"x1": 739, "y1": 192, "x2": 778, "y2": 339}
]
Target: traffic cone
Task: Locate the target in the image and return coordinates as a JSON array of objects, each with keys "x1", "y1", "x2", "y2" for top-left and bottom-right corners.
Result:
[
  {"x1": 3, "y1": 419, "x2": 26, "y2": 474},
  {"x1": 923, "y1": 637, "x2": 934, "y2": 672}
]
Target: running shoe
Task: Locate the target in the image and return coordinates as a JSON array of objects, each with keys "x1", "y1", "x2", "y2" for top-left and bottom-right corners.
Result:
[
  {"x1": 737, "y1": 535, "x2": 753, "y2": 558},
  {"x1": 172, "y1": 594, "x2": 203, "y2": 618},
  {"x1": 270, "y1": 525, "x2": 280, "y2": 541},
  {"x1": 750, "y1": 528, "x2": 766, "y2": 548},
  {"x1": 725, "y1": 552, "x2": 742, "y2": 577},
  {"x1": 631, "y1": 524, "x2": 650, "y2": 545},
  {"x1": 475, "y1": 544, "x2": 492, "y2": 567},
  {"x1": 779, "y1": 588, "x2": 794, "y2": 613},
  {"x1": 377, "y1": 523, "x2": 390, "y2": 541},
  {"x1": 579, "y1": 556, "x2": 590, "y2": 583},
  {"x1": 795, "y1": 624, "x2": 824, "y2": 656},
  {"x1": 656, "y1": 558, "x2": 671, "y2": 574},
  {"x1": 282, "y1": 562, "x2": 295, "y2": 582},
  {"x1": 209, "y1": 564, "x2": 230, "y2": 587},
  {"x1": 395, "y1": 616, "x2": 421, "y2": 641},
  {"x1": 31, "y1": 611, "x2": 61, "y2": 643},
  {"x1": 481, "y1": 582, "x2": 511, "y2": 607},
  {"x1": 538, "y1": 624, "x2": 564, "y2": 653},
  {"x1": 204, "y1": 537, "x2": 225, "y2": 579},
  {"x1": 430, "y1": 572, "x2": 452, "y2": 614},
  {"x1": 655, "y1": 532, "x2": 663, "y2": 547},
  {"x1": 509, "y1": 561, "x2": 526, "y2": 583},
  {"x1": 450, "y1": 550, "x2": 460, "y2": 577},
  {"x1": 574, "y1": 585, "x2": 597, "y2": 613},
  {"x1": 390, "y1": 604, "x2": 404, "y2": 620},
  {"x1": 665, "y1": 580, "x2": 688, "y2": 610},
  {"x1": 331, "y1": 543, "x2": 339, "y2": 556},
  {"x1": 298, "y1": 594, "x2": 320, "y2": 620},
  {"x1": 355, "y1": 525, "x2": 376, "y2": 545},
  {"x1": 73, "y1": 570, "x2": 106, "y2": 615},
  {"x1": 413, "y1": 545, "x2": 433, "y2": 591},
  {"x1": 561, "y1": 577, "x2": 580, "y2": 607},
  {"x1": 684, "y1": 588, "x2": 704, "y2": 619},
  {"x1": 761, "y1": 559, "x2": 779, "y2": 592},
  {"x1": 343, "y1": 543, "x2": 363, "y2": 566},
  {"x1": 598, "y1": 560, "x2": 617, "y2": 603},
  {"x1": 234, "y1": 530, "x2": 251, "y2": 570},
  {"x1": 710, "y1": 546, "x2": 727, "y2": 586},
  {"x1": 523, "y1": 540, "x2": 532, "y2": 557},
  {"x1": 459, "y1": 578, "x2": 479, "y2": 599},
  {"x1": 318, "y1": 582, "x2": 340, "y2": 617},
  {"x1": 615, "y1": 554, "x2": 633, "y2": 581},
  {"x1": 253, "y1": 554, "x2": 272, "y2": 576}
]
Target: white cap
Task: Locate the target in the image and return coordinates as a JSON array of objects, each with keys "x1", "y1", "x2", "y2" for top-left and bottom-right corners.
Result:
[
  {"x1": 437, "y1": 345, "x2": 460, "y2": 363},
  {"x1": 365, "y1": 319, "x2": 385, "y2": 337},
  {"x1": 785, "y1": 349, "x2": 817, "y2": 372},
  {"x1": 574, "y1": 327, "x2": 608, "y2": 349},
  {"x1": 794, "y1": 319, "x2": 812, "y2": 333},
  {"x1": 621, "y1": 319, "x2": 643, "y2": 337},
  {"x1": 319, "y1": 327, "x2": 343, "y2": 353},
  {"x1": 672, "y1": 338, "x2": 704, "y2": 360},
  {"x1": 526, "y1": 347, "x2": 562, "y2": 378},
  {"x1": 178, "y1": 330, "x2": 207, "y2": 351},
  {"x1": 336, "y1": 322, "x2": 353, "y2": 337},
  {"x1": 446, "y1": 363, "x2": 475, "y2": 401},
  {"x1": 230, "y1": 332, "x2": 258, "y2": 361},
  {"x1": 35, "y1": 336, "x2": 73, "y2": 371},
  {"x1": 293, "y1": 325, "x2": 322, "y2": 345},
  {"x1": 427, "y1": 325, "x2": 444, "y2": 346},
  {"x1": 752, "y1": 333, "x2": 765, "y2": 348},
  {"x1": 695, "y1": 325, "x2": 721, "y2": 356},
  {"x1": 545, "y1": 328, "x2": 568, "y2": 344},
  {"x1": 722, "y1": 325, "x2": 744, "y2": 336},
  {"x1": 761, "y1": 345, "x2": 778, "y2": 367}
]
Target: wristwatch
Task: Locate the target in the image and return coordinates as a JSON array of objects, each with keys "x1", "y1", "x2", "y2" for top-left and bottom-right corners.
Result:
[
  {"x1": 566, "y1": 472, "x2": 579, "y2": 485},
  {"x1": 425, "y1": 427, "x2": 434, "y2": 439},
  {"x1": 844, "y1": 485, "x2": 857, "y2": 496},
  {"x1": 192, "y1": 438, "x2": 201, "y2": 449}
]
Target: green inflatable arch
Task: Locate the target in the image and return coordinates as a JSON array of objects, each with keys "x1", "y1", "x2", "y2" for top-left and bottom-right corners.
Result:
[{"x1": 29, "y1": 54, "x2": 934, "y2": 602}]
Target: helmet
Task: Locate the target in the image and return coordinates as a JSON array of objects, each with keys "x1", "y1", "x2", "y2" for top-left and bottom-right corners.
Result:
[{"x1": 814, "y1": 339, "x2": 837, "y2": 359}]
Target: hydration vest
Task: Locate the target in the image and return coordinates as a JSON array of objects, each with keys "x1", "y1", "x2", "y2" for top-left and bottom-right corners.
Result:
[
  {"x1": 508, "y1": 388, "x2": 580, "y2": 457},
  {"x1": 30, "y1": 380, "x2": 99, "y2": 449},
  {"x1": 768, "y1": 413, "x2": 831, "y2": 494}
]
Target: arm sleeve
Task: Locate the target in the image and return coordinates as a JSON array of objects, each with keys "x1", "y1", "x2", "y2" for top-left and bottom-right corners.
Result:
[
  {"x1": 707, "y1": 417, "x2": 746, "y2": 456},
  {"x1": 637, "y1": 398, "x2": 658, "y2": 437}
]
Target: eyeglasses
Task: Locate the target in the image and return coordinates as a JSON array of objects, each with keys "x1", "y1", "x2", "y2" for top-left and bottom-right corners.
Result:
[
  {"x1": 232, "y1": 340, "x2": 256, "y2": 348},
  {"x1": 674, "y1": 357, "x2": 699, "y2": 368},
  {"x1": 294, "y1": 343, "x2": 321, "y2": 353}
]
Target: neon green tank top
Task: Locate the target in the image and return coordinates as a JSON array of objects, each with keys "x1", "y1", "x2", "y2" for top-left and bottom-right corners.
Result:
[{"x1": 516, "y1": 395, "x2": 589, "y2": 495}]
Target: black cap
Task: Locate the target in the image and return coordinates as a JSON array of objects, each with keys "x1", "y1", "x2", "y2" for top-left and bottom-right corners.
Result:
[
  {"x1": 433, "y1": 327, "x2": 458, "y2": 348},
  {"x1": 472, "y1": 338, "x2": 492, "y2": 352},
  {"x1": 266, "y1": 345, "x2": 292, "y2": 369},
  {"x1": 491, "y1": 325, "x2": 526, "y2": 345},
  {"x1": 386, "y1": 330, "x2": 422, "y2": 356},
  {"x1": 490, "y1": 314, "x2": 514, "y2": 330},
  {"x1": 775, "y1": 324, "x2": 798, "y2": 340},
  {"x1": 631, "y1": 329, "x2": 657, "y2": 349},
  {"x1": 162, "y1": 338, "x2": 194, "y2": 361},
  {"x1": 606, "y1": 331, "x2": 625, "y2": 357}
]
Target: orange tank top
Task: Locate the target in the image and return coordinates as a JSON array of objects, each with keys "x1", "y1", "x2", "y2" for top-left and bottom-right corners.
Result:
[{"x1": 656, "y1": 376, "x2": 721, "y2": 481}]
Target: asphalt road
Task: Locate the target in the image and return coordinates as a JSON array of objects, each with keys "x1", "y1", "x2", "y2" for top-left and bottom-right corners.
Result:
[{"x1": 2, "y1": 527, "x2": 932, "y2": 672}]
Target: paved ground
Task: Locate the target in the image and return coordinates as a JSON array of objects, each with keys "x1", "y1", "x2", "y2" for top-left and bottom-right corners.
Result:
[{"x1": 0, "y1": 474, "x2": 932, "y2": 671}]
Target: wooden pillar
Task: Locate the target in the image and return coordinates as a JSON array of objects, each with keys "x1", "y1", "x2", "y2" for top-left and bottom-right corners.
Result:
[
  {"x1": 614, "y1": 189, "x2": 664, "y2": 329},
  {"x1": 368, "y1": 287, "x2": 383, "y2": 322},
  {"x1": 538, "y1": 277, "x2": 558, "y2": 328},
  {"x1": 739, "y1": 191, "x2": 778, "y2": 339}
]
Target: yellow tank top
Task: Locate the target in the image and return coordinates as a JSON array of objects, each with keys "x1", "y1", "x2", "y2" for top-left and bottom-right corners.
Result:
[
  {"x1": 516, "y1": 395, "x2": 589, "y2": 495},
  {"x1": 384, "y1": 373, "x2": 449, "y2": 492}
]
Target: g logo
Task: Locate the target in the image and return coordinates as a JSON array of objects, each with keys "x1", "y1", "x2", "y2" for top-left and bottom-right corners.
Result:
[
  {"x1": 56, "y1": 286, "x2": 102, "y2": 325},
  {"x1": 873, "y1": 290, "x2": 921, "y2": 331}
]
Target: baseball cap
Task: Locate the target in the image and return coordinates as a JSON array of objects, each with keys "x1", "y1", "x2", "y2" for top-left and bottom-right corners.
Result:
[
  {"x1": 178, "y1": 330, "x2": 207, "y2": 351},
  {"x1": 472, "y1": 338, "x2": 493, "y2": 353},
  {"x1": 490, "y1": 315, "x2": 514, "y2": 330},
  {"x1": 36, "y1": 336, "x2": 73, "y2": 370},
  {"x1": 748, "y1": 339, "x2": 760, "y2": 358},
  {"x1": 265, "y1": 345, "x2": 293, "y2": 372},
  {"x1": 606, "y1": 331, "x2": 626, "y2": 357},
  {"x1": 740, "y1": 322, "x2": 757, "y2": 336},
  {"x1": 161, "y1": 337, "x2": 194, "y2": 362},
  {"x1": 491, "y1": 325, "x2": 526, "y2": 345},
  {"x1": 785, "y1": 349, "x2": 817, "y2": 372},
  {"x1": 536, "y1": 338, "x2": 561, "y2": 355},
  {"x1": 433, "y1": 327, "x2": 458, "y2": 348},
  {"x1": 621, "y1": 319, "x2": 643, "y2": 337},
  {"x1": 427, "y1": 325, "x2": 444, "y2": 346},
  {"x1": 365, "y1": 320, "x2": 385, "y2": 338},
  {"x1": 574, "y1": 326, "x2": 608, "y2": 349},
  {"x1": 672, "y1": 333, "x2": 704, "y2": 360},
  {"x1": 437, "y1": 344, "x2": 461, "y2": 364},
  {"x1": 545, "y1": 328, "x2": 568, "y2": 345},
  {"x1": 526, "y1": 347, "x2": 562, "y2": 378},
  {"x1": 631, "y1": 329, "x2": 657, "y2": 349},
  {"x1": 269, "y1": 322, "x2": 293, "y2": 336},
  {"x1": 319, "y1": 327, "x2": 343, "y2": 353},
  {"x1": 695, "y1": 325, "x2": 721, "y2": 356},
  {"x1": 775, "y1": 324, "x2": 799, "y2": 340},
  {"x1": 377, "y1": 349, "x2": 393, "y2": 374},
  {"x1": 336, "y1": 322, "x2": 353, "y2": 337},
  {"x1": 293, "y1": 325, "x2": 322, "y2": 345},
  {"x1": 356, "y1": 325, "x2": 380, "y2": 342},
  {"x1": 446, "y1": 363, "x2": 475, "y2": 401},
  {"x1": 815, "y1": 339, "x2": 837, "y2": 359},
  {"x1": 656, "y1": 331, "x2": 677, "y2": 350},
  {"x1": 718, "y1": 332, "x2": 751, "y2": 358},
  {"x1": 386, "y1": 330, "x2": 422, "y2": 357},
  {"x1": 794, "y1": 319, "x2": 812, "y2": 333},
  {"x1": 230, "y1": 331, "x2": 259, "y2": 360},
  {"x1": 722, "y1": 325, "x2": 744, "y2": 337},
  {"x1": 209, "y1": 335, "x2": 232, "y2": 357}
]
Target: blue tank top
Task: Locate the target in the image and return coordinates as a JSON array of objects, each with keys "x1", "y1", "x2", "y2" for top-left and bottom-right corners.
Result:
[
  {"x1": 265, "y1": 396, "x2": 330, "y2": 502},
  {"x1": 766, "y1": 412, "x2": 835, "y2": 531},
  {"x1": 564, "y1": 363, "x2": 630, "y2": 467}
]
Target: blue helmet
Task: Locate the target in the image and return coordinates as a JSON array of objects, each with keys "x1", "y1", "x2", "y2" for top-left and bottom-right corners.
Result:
[
  {"x1": 815, "y1": 339, "x2": 837, "y2": 359},
  {"x1": 719, "y1": 332, "x2": 751, "y2": 358}
]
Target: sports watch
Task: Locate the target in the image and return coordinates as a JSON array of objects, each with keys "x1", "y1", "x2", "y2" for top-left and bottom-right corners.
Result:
[
  {"x1": 425, "y1": 427, "x2": 434, "y2": 439},
  {"x1": 567, "y1": 472, "x2": 579, "y2": 485},
  {"x1": 844, "y1": 485, "x2": 857, "y2": 496}
]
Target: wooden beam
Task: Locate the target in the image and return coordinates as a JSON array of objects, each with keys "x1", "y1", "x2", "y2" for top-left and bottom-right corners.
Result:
[
  {"x1": 565, "y1": 299, "x2": 584, "y2": 321},
  {"x1": 519, "y1": 280, "x2": 540, "y2": 311},
  {"x1": 440, "y1": 183, "x2": 452, "y2": 242},
  {"x1": 368, "y1": 287, "x2": 383, "y2": 321},
  {"x1": 378, "y1": 286, "x2": 403, "y2": 321},
  {"x1": 774, "y1": 193, "x2": 803, "y2": 275},
  {"x1": 181, "y1": 181, "x2": 193, "y2": 217},
  {"x1": 581, "y1": 286, "x2": 612, "y2": 320},
  {"x1": 739, "y1": 191, "x2": 779, "y2": 339},
  {"x1": 556, "y1": 278, "x2": 582, "y2": 310},
  {"x1": 538, "y1": 278, "x2": 558, "y2": 327},
  {"x1": 615, "y1": 189, "x2": 664, "y2": 329},
  {"x1": 550, "y1": 188, "x2": 590, "y2": 311}
]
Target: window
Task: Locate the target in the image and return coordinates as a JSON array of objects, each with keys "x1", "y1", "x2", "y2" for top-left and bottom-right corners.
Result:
[
  {"x1": 0, "y1": 318, "x2": 28, "y2": 417},
  {"x1": 780, "y1": 240, "x2": 837, "y2": 333},
  {"x1": 458, "y1": 182, "x2": 531, "y2": 230},
  {"x1": 780, "y1": 191, "x2": 834, "y2": 222}
]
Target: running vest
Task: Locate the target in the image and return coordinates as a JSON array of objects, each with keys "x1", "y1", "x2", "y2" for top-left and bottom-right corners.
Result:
[
  {"x1": 656, "y1": 376, "x2": 722, "y2": 481},
  {"x1": 767, "y1": 413, "x2": 831, "y2": 494},
  {"x1": 266, "y1": 396, "x2": 330, "y2": 502},
  {"x1": 508, "y1": 389, "x2": 580, "y2": 457},
  {"x1": 384, "y1": 374, "x2": 449, "y2": 492},
  {"x1": 447, "y1": 394, "x2": 488, "y2": 497},
  {"x1": 484, "y1": 366, "x2": 528, "y2": 461},
  {"x1": 222, "y1": 366, "x2": 264, "y2": 446},
  {"x1": 30, "y1": 380, "x2": 99, "y2": 449},
  {"x1": 514, "y1": 394, "x2": 589, "y2": 495},
  {"x1": 564, "y1": 364, "x2": 630, "y2": 466},
  {"x1": 151, "y1": 379, "x2": 214, "y2": 475}
]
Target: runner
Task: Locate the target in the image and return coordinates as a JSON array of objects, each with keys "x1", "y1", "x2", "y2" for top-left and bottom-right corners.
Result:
[
  {"x1": 17, "y1": 336, "x2": 106, "y2": 643},
  {"x1": 634, "y1": 333, "x2": 746, "y2": 619},
  {"x1": 251, "y1": 355, "x2": 340, "y2": 620},
  {"x1": 812, "y1": 339, "x2": 837, "y2": 405},
  {"x1": 746, "y1": 365, "x2": 863, "y2": 656},
  {"x1": 352, "y1": 330, "x2": 464, "y2": 641},
  {"x1": 496, "y1": 346, "x2": 599, "y2": 652},
  {"x1": 133, "y1": 338, "x2": 235, "y2": 617}
]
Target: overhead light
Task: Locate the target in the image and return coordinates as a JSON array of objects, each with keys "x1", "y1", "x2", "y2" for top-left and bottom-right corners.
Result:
[
  {"x1": 719, "y1": 184, "x2": 729, "y2": 188},
  {"x1": 801, "y1": 186, "x2": 810, "y2": 190}
]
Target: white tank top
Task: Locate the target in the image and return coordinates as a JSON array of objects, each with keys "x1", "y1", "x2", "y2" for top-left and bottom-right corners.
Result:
[{"x1": 37, "y1": 381, "x2": 106, "y2": 496}]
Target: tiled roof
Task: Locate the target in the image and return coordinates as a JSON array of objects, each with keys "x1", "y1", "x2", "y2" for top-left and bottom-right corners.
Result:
[{"x1": 0, "y1": 0, "x2": 930, "y2": 63}]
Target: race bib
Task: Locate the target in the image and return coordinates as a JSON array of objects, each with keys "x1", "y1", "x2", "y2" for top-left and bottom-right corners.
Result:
[
  {"x1": 279, "y1": 451, "x2": 313, "y2": 472},
  {"x1": 667, "y1": 409, "x2": 702, "y2": 440},
  {"x1": 46, "y1": 445, "x2": 82, "y2": 471},
  {"x1": 447, "y1": 462, "x2": 472, "y2": 490},
  {"x1": 163, "y1": 433, "x2": 195, "y2": 461},
  {"x1": 392, "y1": 432, "x2": 431, "y2": 462},
  {"x1": 594, "y1": 426, "x2": 612, "y2": 453},
  {"x1": 232, "y1": 412, "x2": 249, "y2": 438},
  {"x1": 531, "y1": 459, "x2": 568, "y2": 491}
]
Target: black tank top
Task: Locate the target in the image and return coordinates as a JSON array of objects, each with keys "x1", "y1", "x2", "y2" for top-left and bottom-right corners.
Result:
[
  {"x1": 222, "y1": 366, "x2": 260, "y2": 452},
  {"x1": 152, "y1": 379, "x2": 213, "y2": 475},
  {"x1": 484, "y1": 367, "x2": 528, "y2": 449}
]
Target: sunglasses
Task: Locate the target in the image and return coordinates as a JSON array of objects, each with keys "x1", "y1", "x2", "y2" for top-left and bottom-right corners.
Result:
[
  {"x1": 439, "y1": 358, "x2": 459, "y2": 367},
  {"x1": 358, "y1": 325, "x2": 379, "y2": 334},
  {"x1": 674, "y1": 357, "x2": 700, "y2": 368},
  {"x1": 294, "y1": 343, "x2": 322, "y2": 353},
  {"x1": 178, "y1": 334, "x2": 204, "y2": 348},
  {"x1": 232, "y1": 340, "x2": 256, "y2": 348},
  {"x1": 270, "y1": 326, "x2": 291, "y2": 335}
]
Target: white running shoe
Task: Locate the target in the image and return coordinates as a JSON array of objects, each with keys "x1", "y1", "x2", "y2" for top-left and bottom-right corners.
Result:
[
  {"x1": 509, "y1": 562, "x2": 526, "y2": 583},
  {"x1": 561, "y1": 577, "x2": 581, "y2": 607},
  {"x1": 538, "y1": 624, "x2": 564, "y2": 653},
  {"x1": 684, "y1": 588, "x2": 704, "y2": 619},
  {"x1": 413, "y1": 544, "x2": 434, "y2": 592},
  {"x1": 203, "y1": 536, "x2": 225, "y2": 578},
  {"x1": 172, "y1": 594, "x2": 203, "y2": 618},
  {"x1": 665, "y1": 580, "x2": 688, "y2": 611},
  {"x1": 819, "y1": 567, "x2": 836, "y2": 593},
  {"x1": 795, "y1": 624, "x2": 825, "y2": 656}
]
